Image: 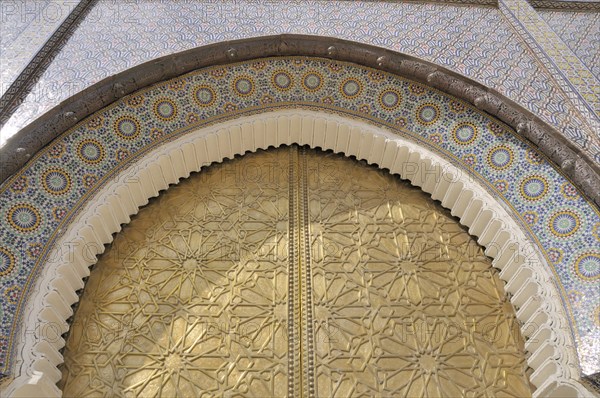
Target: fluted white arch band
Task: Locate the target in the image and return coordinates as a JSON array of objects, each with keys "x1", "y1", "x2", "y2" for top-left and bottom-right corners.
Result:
[{"x1": 5, "y1": 109, "x2": 590, "y2": 397}]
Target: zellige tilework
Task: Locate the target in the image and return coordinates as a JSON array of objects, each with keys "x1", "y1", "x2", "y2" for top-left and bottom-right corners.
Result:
[
  {"x1": 540, "y1": 9, "x2": 600, "y2": 79},
  {"x1": 1, "y1": 0, "x2": 598, "y2": 164},
  {"x1": 0, "y1": 57, "x2": 598, "y2": 378},
  {"x1": 0, "y1": 0, "x2": 76, "y2": 96}
]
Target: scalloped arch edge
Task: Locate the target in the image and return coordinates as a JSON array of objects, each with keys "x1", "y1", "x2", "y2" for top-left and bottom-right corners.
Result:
[
  {"x1": 4, "y1": 110, "x2": 593, "y2": 397},
  {"x1": 1, "y1": 35, "x2": 599, "y2": 208}
]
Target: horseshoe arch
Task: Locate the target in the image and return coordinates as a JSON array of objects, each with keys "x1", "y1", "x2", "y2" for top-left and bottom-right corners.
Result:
[{"x1": 0, "y1": 37, "x2": 598, "y2": 397}]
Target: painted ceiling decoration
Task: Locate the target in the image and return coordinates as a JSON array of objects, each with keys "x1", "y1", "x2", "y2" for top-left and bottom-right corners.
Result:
[{"x1": 0, "y1": 54, "x2": 599, "y2": 387}]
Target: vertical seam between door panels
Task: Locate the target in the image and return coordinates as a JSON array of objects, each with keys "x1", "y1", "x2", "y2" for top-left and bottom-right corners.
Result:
[{"x1": 300, "y1": 146, "x2": 316, "y2": 398}]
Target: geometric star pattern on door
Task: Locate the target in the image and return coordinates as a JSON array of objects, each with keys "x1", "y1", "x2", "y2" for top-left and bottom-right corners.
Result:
[
  {"x1": 59, "y1": 147, "x2": 531, "y2": 397},
  {"x1": 2, "y1": 57, "x2": 598, "y2": 377}
]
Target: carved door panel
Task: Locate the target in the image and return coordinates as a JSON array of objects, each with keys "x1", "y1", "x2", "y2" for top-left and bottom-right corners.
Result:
[{"x1": 59, "y1": 146, "x2": 531, "y2": 397}]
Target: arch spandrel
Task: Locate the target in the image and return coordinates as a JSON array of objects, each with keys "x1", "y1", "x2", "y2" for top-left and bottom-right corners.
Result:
[{"x1": 0, "y1": 56, "x2": 597, "y2": 396}]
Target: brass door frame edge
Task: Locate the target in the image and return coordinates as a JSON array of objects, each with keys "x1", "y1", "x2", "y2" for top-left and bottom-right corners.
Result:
[{"x1": 299, "y1": 146, "x2": 316, "y2": 398}]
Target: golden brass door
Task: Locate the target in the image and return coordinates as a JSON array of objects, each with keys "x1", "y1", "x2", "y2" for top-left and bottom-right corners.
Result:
[{"x1": 59, "y1": 146, "x2": 532, "y2": 397}]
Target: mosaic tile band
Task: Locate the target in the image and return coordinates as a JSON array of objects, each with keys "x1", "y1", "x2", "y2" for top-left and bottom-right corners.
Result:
[
  {"x1": 0, "y1": 57, "x2": 598, "y2": 378},
  {"x1": 1, "y1": 0, "x2": 598, "y2": 165}
]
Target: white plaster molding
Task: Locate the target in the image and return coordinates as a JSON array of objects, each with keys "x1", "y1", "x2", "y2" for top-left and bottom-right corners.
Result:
[{"x1": 3, "y1": 109, "x2": 591, "y2": 397}]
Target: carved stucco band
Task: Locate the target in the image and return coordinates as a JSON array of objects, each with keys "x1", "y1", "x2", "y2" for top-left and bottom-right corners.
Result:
[
  {"x1": 1, "y1": 35, "x2": 599, "y2": 207},
  {"x1": 5, "y1": 110, "x2": 590, "y2": 397}
]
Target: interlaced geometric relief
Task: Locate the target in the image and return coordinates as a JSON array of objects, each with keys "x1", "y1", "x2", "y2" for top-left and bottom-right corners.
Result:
[
  {"x1": 59, "y1": 146, "x2": 532, "y2": 397},
  {"x1": 59, "y1": 148, "x2": 291, "y2": 397},
  {"x1": 305, "y1": 150, "x2": 532, "y2": 397}
]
